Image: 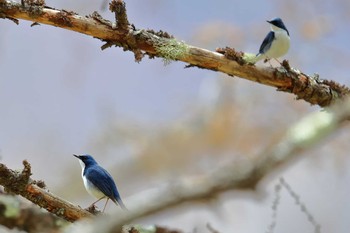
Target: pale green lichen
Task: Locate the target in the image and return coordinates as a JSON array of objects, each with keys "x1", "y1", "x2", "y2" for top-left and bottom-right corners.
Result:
[
  {"x1": 56, "y1": 208, "x2": 65, "y2": 216},
  {"x1": 154, "y1": 38, "x2": 189, "y2": 65},
  {"x1": 122, "y1": 224, "x2": 156, "y2": 233},
  {"x1": 242, "y1": 52, "x2": 258, "y2": 64},
  {"x1": 288, "y1": 110, "x2": 335, "y2": 147},
  {"x1": 0, "y1": 195, "x2": 20, "y2": 217}
]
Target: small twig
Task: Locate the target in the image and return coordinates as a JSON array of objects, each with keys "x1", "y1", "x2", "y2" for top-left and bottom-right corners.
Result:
[
  {"x1": 279, "y1": 178, "x2": 321, "y2": 233},
  {"x1": 109, "y1": 0, "x2": 129, "y2": 30},
  {"x1": 265, "y1": 180, "x2": 282, "y2": 233},
  {"x1": 266, "y1": 178, "x2": 321, "y2": 233}
]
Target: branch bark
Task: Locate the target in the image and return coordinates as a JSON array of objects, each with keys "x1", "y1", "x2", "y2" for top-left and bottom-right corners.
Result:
[
  {"x1": 1, "y1": 0, "x2": 349, "y2": 107},
  {"x1": 0, "y1": 193, "x2": 67, "y2": 233},
  {"x1": 0, "y1": 161, "x2": 93, "y2": 222}
]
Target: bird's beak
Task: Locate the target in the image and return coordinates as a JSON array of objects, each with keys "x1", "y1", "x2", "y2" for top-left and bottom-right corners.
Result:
[
  {"x1": 73, "y1": 154, "x2": 80, "y2": 159},
  {"x1": 266, "y1": 20, "x2": 271, "y2": 23}
]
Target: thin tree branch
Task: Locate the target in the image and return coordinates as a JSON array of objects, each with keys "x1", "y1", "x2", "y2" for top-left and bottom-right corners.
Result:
[
  {"x1": 0, "y1": 161, "x2": 93, "y2": 222},
  {"x1": 1, "y1": 0, "x2": 349, "y2": 107}
]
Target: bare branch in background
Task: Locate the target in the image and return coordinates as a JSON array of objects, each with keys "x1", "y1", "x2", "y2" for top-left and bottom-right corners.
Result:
[
  {"x1": 0, "y1": 0, "x2": 349, "y2": 106},
  {"x1": 65, "y1": 98, "x2": 350, "y2": 232},
  {"x1": 2, "y1": 94, "x2": 346, "y2": 231},
  {"x1": 1, "y1": 99, "x2": 349, "y2": 232}
]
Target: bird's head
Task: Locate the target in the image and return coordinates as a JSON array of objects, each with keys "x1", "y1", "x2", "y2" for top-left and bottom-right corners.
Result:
[
  {"x1": 73, "y1": 154, "x2": 98, "y2": 168},
  {"x1": 267, "y1": 17, "x2": 289, "y2": 35}
]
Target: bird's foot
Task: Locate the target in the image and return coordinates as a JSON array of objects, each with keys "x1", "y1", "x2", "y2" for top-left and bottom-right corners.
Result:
[{"x1": 85, "y1": 204, "x2": 100, "y2": 215}]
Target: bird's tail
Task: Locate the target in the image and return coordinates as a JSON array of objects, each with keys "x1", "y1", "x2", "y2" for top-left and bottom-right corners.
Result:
[
  {"x1": 113, "y1": 197, "x2": 127, "y2": 210},
  {"x1": 243, "y1": 53, "x2": 263, "y2": 64}
]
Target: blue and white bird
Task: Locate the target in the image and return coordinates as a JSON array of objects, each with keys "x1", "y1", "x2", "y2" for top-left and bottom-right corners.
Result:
[
  {"x1": 73, "y1": 154, "x2": 126, "y2": 211},
  {"x1": 253, "y1": 17, "x2": 290, "y2": 63}
]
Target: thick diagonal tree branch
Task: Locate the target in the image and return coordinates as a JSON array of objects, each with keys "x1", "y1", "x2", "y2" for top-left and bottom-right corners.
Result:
[{"x1": 1, "y1": 0, "x2": 349, "y2": 107}]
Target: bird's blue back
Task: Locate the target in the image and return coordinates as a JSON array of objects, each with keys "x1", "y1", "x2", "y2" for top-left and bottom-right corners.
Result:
[{"x1": 83, "y1": 165, "x2": 121, "y2": 202}]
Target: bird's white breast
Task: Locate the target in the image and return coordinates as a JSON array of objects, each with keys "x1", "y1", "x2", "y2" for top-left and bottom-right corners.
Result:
[
  {"x1": 78, "y1": 159, "x2": 85, "y2": 176},
  {"x1": 265, "y1": 29, "x2": 290, "y2": 59},
  {"x1": 78, "y1": 160, "x2": 106, "y2": 199},
  {"x1": 82, "y1": 175, "x2": 106, "y2": 199}
]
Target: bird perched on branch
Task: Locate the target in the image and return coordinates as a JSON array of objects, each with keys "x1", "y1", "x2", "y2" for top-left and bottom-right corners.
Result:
[
  {"x1": 73, "y1": 154, "x2": 126, "y2": 212},
  {"x1": 248, "y1": 17, "x2": 290, "y2": 64}
]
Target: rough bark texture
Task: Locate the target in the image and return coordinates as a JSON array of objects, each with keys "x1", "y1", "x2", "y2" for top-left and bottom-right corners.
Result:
[
  {"x1": 1, "y1": 0, "x2": 349, "y2": 107},
  {"x1": 1, "y1": 0, "x2": 350, "y2": 232},
  {"x1": 0, "y1": 161, "x2": 93, "y2": 222}
]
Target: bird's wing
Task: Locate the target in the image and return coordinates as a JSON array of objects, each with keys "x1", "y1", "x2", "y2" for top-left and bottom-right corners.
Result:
[
  {"x1": 258, "y1": 31, "x2": 275, "y2": 55},
  {"x1": 85, "y1": 166, "x2": 127, "y2": 209},
  {"x1": 84, "y1": 166, "x2": 116, "y2": 199}
]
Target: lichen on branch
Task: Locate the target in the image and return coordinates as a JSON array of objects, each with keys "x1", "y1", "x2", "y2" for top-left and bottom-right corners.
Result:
[
  {"x1": 0, "y1": 0, "x2": 350, "y2": 107},
  {"x1": 153, "y1": 38, "x2": 189, "y2": 65}
]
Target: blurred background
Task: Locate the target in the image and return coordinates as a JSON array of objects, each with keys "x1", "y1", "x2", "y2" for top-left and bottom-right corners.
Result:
[{"x1": 1, "y1": 0, "x2": 350, "y2": 232}]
